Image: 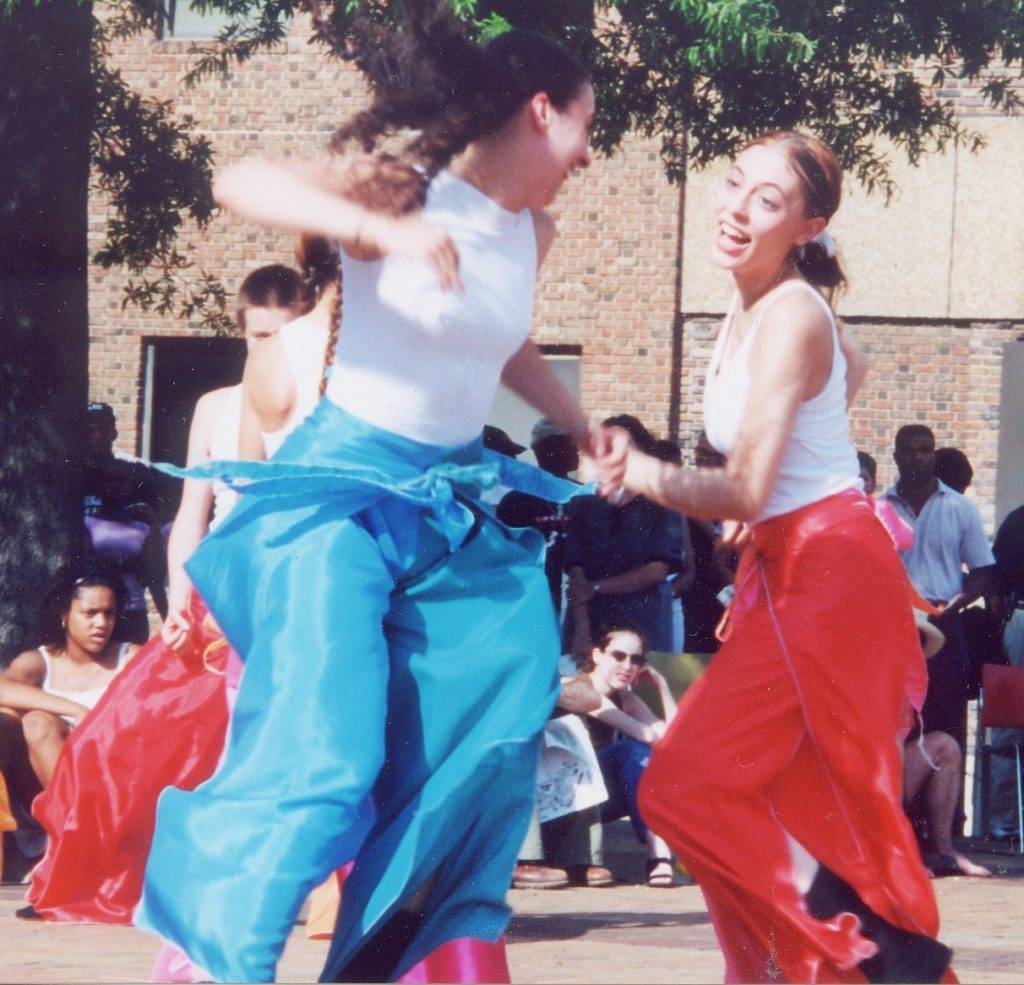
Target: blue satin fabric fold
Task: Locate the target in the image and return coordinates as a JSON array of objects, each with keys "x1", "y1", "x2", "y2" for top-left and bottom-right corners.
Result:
[{"x1": 137, "y1": 399, "x2": 590, "y2": 982}]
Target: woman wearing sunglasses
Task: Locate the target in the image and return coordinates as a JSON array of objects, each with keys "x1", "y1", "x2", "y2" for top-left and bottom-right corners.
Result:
[{"x1": 580, "y1": 627, "x2": 677, "y2": 888}]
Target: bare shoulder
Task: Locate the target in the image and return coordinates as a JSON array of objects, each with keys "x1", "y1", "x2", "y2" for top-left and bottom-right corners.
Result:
[
  {"x1": 531, "y1": 209, "x2": 558, "y2": 268},
  {"x1": 757, "y1": 284, "x2": 833, "y2": 352},
  {"x1": 3, "y1": 649, "x2": 46, "y2": 684},
  {"x1": 194, "y1": 385, "x2": 237, "y2": 420}
]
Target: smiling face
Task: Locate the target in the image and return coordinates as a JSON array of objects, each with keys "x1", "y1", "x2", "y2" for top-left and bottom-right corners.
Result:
[
  {"x1": 526, "y1": 83, "x2": 594, "y2": 207},
  {"x1": 64, "y1": 585, "x2": 117, "y2": 657},
  {"x1": 712, "y1": 143, "x2": 826, "y2": 277},
  {"x1": 591, "y1": 630, "x2": 646, "y2": 693}
]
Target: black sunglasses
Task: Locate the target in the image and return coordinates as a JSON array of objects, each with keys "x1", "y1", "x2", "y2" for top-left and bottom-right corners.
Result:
[{"x1": 607, "y1": 648, "x2": 646, "y2": 667}]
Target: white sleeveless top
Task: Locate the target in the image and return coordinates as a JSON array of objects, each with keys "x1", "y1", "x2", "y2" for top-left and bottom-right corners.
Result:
[
  {"x1": 703, "y1": 280, "x2": 861, "y2": 522},
  {"x1": 39, "y1": 643, "x2": 133, "y2": 719},
  {"x1": 325, "y1": 169, "x2": 537, "y2": 446},
  {"x1": 261, "y1": 314, "x2": 329, "y2": 457},
  {"x1": 207, "y1": 385, "x2": 244, "y2": 531}
]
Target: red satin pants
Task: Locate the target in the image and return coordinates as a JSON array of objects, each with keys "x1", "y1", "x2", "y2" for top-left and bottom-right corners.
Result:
[{"x1": 639, "y1": 492, "x2": 949, "y2": 983}]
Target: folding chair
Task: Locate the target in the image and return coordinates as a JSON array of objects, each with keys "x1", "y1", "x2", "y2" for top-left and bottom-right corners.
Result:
[{"x1": 977, "y1": 663, "x2": 1024, "y2": 852}]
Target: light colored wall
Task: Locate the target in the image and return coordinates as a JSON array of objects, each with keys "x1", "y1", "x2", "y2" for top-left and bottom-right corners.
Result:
[{"x1": 680, "y1": 123, "x2": 1024, "y2": 322}]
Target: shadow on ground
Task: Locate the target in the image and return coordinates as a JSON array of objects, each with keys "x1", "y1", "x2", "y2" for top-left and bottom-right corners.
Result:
[{"x1": 507, "y1": 909, "x2": 710, "y2": 943}]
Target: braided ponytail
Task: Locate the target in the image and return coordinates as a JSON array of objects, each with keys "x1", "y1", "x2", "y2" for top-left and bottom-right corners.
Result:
[
  {"x1": 319, "y1": 269, "x2": 342, "y2": 399},
  {"x1": 294, "y1": 234, "x2": 343, "y2": 398}
]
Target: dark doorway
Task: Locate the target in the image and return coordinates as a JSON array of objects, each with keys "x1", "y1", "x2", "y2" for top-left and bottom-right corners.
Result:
[{"x1": 141, "y1": 336, "x2": 246, "y2": 514}]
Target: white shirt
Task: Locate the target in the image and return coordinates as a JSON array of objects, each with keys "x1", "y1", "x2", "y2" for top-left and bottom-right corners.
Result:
[
  {"x1": 703, "y1": 280, "x2": 861, "y2": 522},
  {"x1": 883, "y1": 480, "x2": 995, "y2": 601},
  {"x1": 325, "y1": 169, "x2": 537, "y2": 446}
]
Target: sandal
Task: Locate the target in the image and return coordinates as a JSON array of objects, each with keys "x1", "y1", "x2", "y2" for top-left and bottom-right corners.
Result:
[{"x1": 646, "y1": 857, "x2": 675, "y2": 888}]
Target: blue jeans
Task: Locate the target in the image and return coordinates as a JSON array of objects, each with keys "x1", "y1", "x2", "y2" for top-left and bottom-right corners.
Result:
[{"x1": 598, "y1": 737, "x2": 653, "y2": 844}]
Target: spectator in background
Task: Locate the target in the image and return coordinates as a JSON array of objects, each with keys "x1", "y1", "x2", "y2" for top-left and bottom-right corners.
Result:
[
  {"x1": 1, "y1": 562, "x2": 137, "y2": 883},
  {"x1": 904, "y1": 729, "x2": 991, "y2": 877},
  {"x1": 565, "y1": 416, "x2": 685, "y2": 660},
  {"x1": 883, "y1": 425, "x2": 995, "y2": 797},
  {"x1": 1, "y1": 563, "x2": 137, "y2": 788},
  {"x1": 934, "y1": 447, "x2": 974, "y2": 495},
  {"x1": 680, "y1": 432, "x2": 732, "y2": 654},
  {"x1": 498, "y1": 419, "x2": 580, "y2": 617},
  {"x1": 858, "y1": 450, "x2": 913, "y2": 550},
  {"x1": 650, "y1": 440, "x2": 694, "y2": 653},
  {"x1": 80, "y1": 403, "x2": 169, "y2": 642},
  {"x1": 579, "y1": 627, "x2": 678, "y2": 887},
  {"x1": 512, "y1": 673, "x2": 612, "y2": 890},
  {"x1": 985, "y1": 501, "x2": 1024, "y2": 840},
  {"x1": 81, "y1": 403, "x2": 165, "y2": 522}
]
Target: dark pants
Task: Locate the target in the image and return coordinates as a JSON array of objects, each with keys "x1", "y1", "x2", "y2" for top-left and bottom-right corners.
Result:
[{"x1": 597, "y1": 737, "x2": 652, "y2": 844}]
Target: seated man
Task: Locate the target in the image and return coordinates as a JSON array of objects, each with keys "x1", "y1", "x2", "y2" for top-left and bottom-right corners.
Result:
[{"x1": 903, "y1": 730, "x2": 991, "y2": 878}]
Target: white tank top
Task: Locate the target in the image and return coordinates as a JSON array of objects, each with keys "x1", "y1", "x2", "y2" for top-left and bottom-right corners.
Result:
[
  {"x1": 703, "y1": 280, "x2": 861, "y2": 522},
  {"x1": 39, "y1": 643, "x2": 132, "y2": 719},
  {"x1": 261, "y1": 314, "x2": 329, "y2": 458},
  {"x1": 207, "y1": 385, "x2": 243, "y2": 531},
  {"x1": 325, "y1": 169, "x2": 537, "y2": 446}
]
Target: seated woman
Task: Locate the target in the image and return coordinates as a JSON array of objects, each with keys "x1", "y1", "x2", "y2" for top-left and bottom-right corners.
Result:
[
  {"x1": 1, "y1": 563, "x2": 137, "y2": 788},
  {"x1": 579, "y1": 626, "x2": 678, "y2": 887}
]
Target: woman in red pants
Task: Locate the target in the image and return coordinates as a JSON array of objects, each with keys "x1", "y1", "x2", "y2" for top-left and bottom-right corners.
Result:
[{"x1": 609, "y1": 131, "x2": 953, "y2": 984}]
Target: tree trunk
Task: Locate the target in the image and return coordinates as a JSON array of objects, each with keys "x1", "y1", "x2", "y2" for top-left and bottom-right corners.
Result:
[{"x1": 0, "y1": 0, "x2": 93, "y2": 661}]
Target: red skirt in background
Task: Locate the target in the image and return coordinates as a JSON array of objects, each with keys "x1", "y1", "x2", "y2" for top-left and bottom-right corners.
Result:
[
  {"x1": 29, "y1": 593, "x2": 231, "y2": 924},
  {"x1": 639, "y1": 491, "x2": 951, "y2": 983}
]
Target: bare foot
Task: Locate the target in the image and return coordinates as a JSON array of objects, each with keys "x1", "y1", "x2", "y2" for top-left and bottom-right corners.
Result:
[{"x1": 953, "y1": 852, "x2": 992, "y2": 877}]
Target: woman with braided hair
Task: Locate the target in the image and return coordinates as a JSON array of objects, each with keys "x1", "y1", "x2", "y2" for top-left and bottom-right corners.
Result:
[{"x1": 136, "y1": 5, "x2": 624, "y2": 983}]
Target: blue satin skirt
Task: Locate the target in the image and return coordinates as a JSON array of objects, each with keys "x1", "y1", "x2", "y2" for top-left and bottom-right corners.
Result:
[{"x1": 136, "y1": 399, "x2": 585, "y2": 982}]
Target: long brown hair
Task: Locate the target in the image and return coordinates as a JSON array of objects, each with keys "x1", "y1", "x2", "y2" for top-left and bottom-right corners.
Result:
[
  {"x1": 740, "y1": 130, "x2": 846, "y2": 299},
  {"x1": 324, "y1": 3, "x2": 590, "y2": 220}
]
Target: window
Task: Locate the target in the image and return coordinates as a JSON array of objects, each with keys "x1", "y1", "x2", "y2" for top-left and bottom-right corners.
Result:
[
  {"x1": 140, "y1": 335, "x2": 246, "y2": 512},
  {"x1": 161, "y1": 1, "x2": 233, "y2": 40}
]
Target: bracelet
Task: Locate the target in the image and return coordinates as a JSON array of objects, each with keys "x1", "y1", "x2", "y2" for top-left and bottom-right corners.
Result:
[{"x1": 591, "y1": 581, "x2": 602, "y2": 596}]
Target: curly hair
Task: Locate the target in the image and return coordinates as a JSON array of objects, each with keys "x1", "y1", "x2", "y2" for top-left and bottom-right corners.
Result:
[{"x1": 325, "y1": 1, "x2": 590, "y2": 218}]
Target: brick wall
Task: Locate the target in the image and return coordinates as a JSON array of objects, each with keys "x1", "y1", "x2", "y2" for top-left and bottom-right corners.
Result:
[{"x1": 88, "y1": 16, "x2": 1023, "y2": 529}]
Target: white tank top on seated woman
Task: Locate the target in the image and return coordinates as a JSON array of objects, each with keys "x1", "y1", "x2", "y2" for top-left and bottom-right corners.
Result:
[
  {"x1": 325, "y1": 168, "x2": 537, "y2": 447},
  {"x1": 703, "y1": 279, "x2": 861, "y2": 523},
  {"x1": 38, "y1": 643, "x2": 133, "y2": 720}
]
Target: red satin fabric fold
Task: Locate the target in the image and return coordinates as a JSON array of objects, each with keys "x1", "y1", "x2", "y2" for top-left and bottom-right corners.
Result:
[
  {"x1": 640, "y1": 492, "x2": 950, "y2": 983},
  {"x1": 29, "y1": 593, "x2": 230, "y2": 923}
]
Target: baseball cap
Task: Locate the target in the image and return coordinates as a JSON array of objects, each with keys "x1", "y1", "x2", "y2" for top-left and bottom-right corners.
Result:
[{"x1": 483, "y1": 426, "x2": 527, "y2": 458}]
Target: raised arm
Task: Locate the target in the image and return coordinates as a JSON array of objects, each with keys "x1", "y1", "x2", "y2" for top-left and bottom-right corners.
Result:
[
  {"x1": 214, "y1": 155, "x2": 462, "y2": 290},
  {"x1": 622, "y1": 291, "x2": 834, "y2": 521}
]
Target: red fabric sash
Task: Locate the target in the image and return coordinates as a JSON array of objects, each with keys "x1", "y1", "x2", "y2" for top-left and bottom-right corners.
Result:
[{"x1": 29, "y1": 593, "x2": 230, "y2": 923}]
